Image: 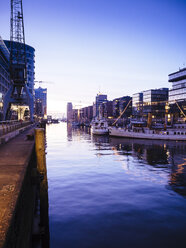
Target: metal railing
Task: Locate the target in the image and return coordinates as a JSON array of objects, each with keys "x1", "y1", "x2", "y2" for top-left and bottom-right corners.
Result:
[{"x1": 0, "y1": 120, "x2": 31, "y2": 137}]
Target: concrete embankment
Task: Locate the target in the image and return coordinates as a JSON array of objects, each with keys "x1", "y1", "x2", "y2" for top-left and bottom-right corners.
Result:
[{"x1": 0, "y1": 126, "x2": 37, "y2": 248}]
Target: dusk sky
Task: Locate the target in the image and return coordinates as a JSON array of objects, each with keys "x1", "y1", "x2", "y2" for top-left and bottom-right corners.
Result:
[{"x1": 1, "y1": 0, "x2": 186, "y2": 115}]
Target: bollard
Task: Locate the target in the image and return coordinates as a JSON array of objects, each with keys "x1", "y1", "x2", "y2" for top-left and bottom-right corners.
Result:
[
  {"x1": 35, "y1": 128, "x2": 46, "y2": 174},
  {"x1": 35, "y1": 128, "x2": 50, "y2": 248}
]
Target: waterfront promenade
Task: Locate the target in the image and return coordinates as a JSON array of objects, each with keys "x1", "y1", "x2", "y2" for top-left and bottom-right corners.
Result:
[{"x1": 0, "y1": 125, "x2": 36, "y2": 248}]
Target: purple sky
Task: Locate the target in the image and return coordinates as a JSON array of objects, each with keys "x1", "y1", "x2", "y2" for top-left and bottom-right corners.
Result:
[{"x1": 1, "y1": 0, "x2": 186, "y2": 114}]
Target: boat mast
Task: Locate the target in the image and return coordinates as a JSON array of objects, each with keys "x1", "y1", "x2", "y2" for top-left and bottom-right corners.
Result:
[
  {"x1": 112, "y1": 99, "x2": 132, "y2": 126},
  {"x1": 174, "y1": 100, "x2": 186, "y2": 119}
]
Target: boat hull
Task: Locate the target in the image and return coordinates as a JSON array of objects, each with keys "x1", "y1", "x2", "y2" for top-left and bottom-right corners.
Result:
[
  {"x1": 91, "y1": 117, "x2": 109, "y2": 135},
  {"x1": 109, "y1": 127, "x2": 186, "y2": 141},
  {"x1": 91, "y1": 128, "x2": 109, "y2": 135}
]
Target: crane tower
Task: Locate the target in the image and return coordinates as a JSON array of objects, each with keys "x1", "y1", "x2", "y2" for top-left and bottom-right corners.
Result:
[{"x1": 3, "y1": 0, "x2": 33, "y2": 121}]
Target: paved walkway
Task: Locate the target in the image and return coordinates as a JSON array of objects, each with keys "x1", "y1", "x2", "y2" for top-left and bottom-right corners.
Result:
[{"x1": 0, "y1": 127, "x2": 35, "y2": 248}]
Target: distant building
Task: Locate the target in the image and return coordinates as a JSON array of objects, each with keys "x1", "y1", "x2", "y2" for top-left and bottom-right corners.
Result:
[
  {"x1": 132, "y1": 92, "x2": 143, "y2": 118},
  {"x1": 67, "y1": 102, "x2": 73, "y2": 122},
  {"x1": 101, "y1": 100, "x2": 113, "y2": 118},
  {"x1": 0, "y1": 37, "x2": 11, "y2": 120},
  {"x1": 87, "y1": 105, "x2": 93, "y2": 120},
  {"x1": 79, "y1": 105, "x2": 93, "y2": 123},
  {"x1": 79, "y1": 107, "x2": 85, "y2": 121},
  {"x1": 168, "y1": 68, "x2": 186, "y2": 121},
  {"x1": 72, "y1": 109, "x2": 79, "y2": 123},
  {"x1": 94, "y1": 93, "x2": 107, "y2": 117},
  {"x1": 113, "y1": 96, "x2": 132, "y2": 118},
  {"x1": 35, "y1": 87, "x2": 47, "y2": 117},
  {"x1": 93, "y1": 103, "x2": 96, "y2": 117},
  {"x1": 143, "y1": 88, "x2": 168, "y2": 120},
  {"x1": 68, "y1": 103, "x2": 93, "y2": 124}
]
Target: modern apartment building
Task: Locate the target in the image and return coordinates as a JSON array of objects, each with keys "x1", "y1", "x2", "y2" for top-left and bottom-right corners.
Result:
[
  {"x1": 0, "y1": 37, "x2": 11, "y2": 120},
  {"x1": 101, "y1": 100, "x2": 113, "y2": 118},
  {"x1": 132, "y1": 92, "x2": 143, "y2": 118},
  {"x1": 142, "y1": 88, "x2": 168, "y2": 120},
  {"x1": 168, "y1": 68, "x2": 186, "y2": 121},
  {"x1": 113, "y1": 96, "x2": 132, "y2": 118},
  {"x1": 4, "y1": 40, "x2": 35, "y2": 95}
]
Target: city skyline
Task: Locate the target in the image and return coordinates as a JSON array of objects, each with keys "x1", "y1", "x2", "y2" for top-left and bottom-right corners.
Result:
[{"x1": 1, "y1": 0, "x2": 186, "y2": 114}]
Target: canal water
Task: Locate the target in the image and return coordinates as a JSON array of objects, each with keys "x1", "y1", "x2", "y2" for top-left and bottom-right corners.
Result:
[{"x1": 46, "y1": 123, "x2": 186, "y2": 248}]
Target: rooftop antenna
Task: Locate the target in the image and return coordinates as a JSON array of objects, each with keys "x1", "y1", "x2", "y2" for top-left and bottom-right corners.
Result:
[{"x1": 98, "y1": 84, "x2": 102, "y2": 94}]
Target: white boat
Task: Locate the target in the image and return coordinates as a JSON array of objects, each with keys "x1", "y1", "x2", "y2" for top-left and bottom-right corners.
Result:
[
  {"x1": 109, "y1": 123, "x2": 186, "y2": 141},
  {"x1": 91, "y1": 116, "x2": 109, "y2": 135}
]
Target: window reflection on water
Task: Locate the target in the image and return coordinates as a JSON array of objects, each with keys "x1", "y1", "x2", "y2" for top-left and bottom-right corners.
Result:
[
  {"x1": 45, "y1": 123, "x2": 186, "y2": 248},
  {"x1": 67, "y1": 124, "x2": 186, "y2": 197}
]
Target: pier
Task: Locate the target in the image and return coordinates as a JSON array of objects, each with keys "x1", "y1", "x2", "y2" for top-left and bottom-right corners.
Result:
[{"x1": 0, "y1": 124, "x2": 49, "y2": 248}]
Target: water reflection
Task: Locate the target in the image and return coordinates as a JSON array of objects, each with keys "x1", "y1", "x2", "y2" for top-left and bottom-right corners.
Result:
[
  {"x1": 109, "y1": 137, "x2": 186, "y2": 197},
  {"x1": 67, "y1": 125, "x2": 186, "y2": 197},
  {"x1": 48, "y1": 123, "x2": 186, "y2": 248},
  {"x1": 110, "y1": 138, "x2": 170, "y2": 166},
  {"x1": 67, "y1": 123, "x2": 91, "y2": 141},
  {"x1": 67, "y1": 123, "x2": 72, "y2": 141}
]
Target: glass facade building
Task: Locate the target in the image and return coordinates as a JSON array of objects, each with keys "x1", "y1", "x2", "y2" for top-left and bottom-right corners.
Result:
[
  {"x1": 168, "y1": 68, "x2": 186, "y2": 120},
  {"x1": 132, "y1": 92, "x2": 143, "y2": 118},
  {"x1": 142, "y1": 88, "x2": 168, "y2": 120},
  {"x1": 4, "y1": 40, "x2": 35, "y2": 95},
  {"x1": 0, "y1": 37, "x2": 11, "y2": 120}
]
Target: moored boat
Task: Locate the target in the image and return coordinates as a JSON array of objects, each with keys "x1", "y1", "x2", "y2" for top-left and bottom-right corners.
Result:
[
  {"x1": 109, "y1": 123, "x2": 186, "y2": 141},
  {"x1": 91, "y1": 116, "x2": 109, "y2": 135}
]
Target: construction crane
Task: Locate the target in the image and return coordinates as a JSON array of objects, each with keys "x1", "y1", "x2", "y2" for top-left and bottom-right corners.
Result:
[{"x1": 3, "y1": 0, "x2": 33, "y2": 121}]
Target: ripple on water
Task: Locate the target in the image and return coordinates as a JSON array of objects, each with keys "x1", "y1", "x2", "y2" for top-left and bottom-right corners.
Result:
[{"x1": 46, "y1": 123, "x2": 186, "y2": 248}]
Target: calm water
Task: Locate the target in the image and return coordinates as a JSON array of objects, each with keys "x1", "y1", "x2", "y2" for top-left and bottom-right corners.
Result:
[{"x1": 46, "y1": 123, "x2": 186, "y2": 248}]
